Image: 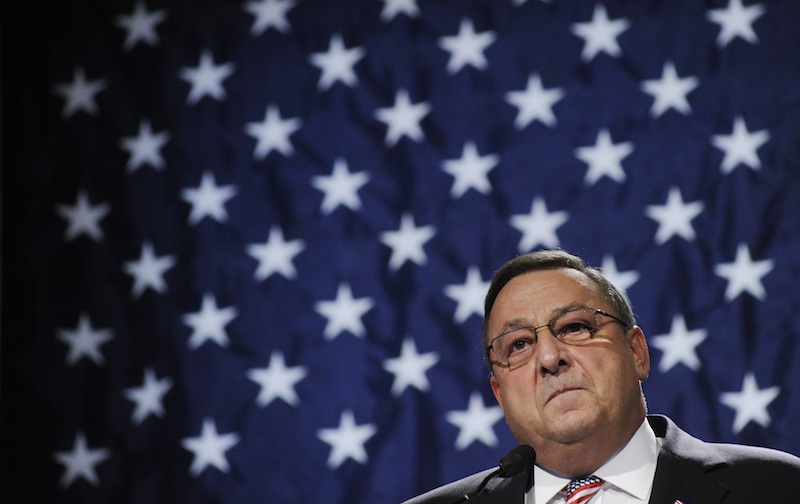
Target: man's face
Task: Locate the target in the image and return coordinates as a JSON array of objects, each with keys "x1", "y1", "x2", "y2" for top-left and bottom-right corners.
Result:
[{"x1": 488, "y1": 268, "x2": 650, "y2": 463}]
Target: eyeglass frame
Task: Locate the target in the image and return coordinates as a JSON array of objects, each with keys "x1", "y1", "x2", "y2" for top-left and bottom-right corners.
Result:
[{"x1": 484, "y1": 306, "x2": 631, "y2": 372}]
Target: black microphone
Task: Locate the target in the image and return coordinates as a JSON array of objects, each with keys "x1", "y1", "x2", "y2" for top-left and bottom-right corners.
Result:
[
  {"x1": 498, "y1": 444, "x2": 536, "y2": 478},
  {"x1": 450, "y1": 445, "x2": 536, "y2": 503}
]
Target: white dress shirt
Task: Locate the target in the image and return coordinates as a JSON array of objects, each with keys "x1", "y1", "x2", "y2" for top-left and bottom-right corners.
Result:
[{"x1": 526, "y1": 419, "x2": 661, "y2": 503}]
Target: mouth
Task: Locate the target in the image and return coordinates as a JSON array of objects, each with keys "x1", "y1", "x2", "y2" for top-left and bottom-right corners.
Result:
[{"x1": 546, "y1": 386, "x2": 583, "y2": 404}]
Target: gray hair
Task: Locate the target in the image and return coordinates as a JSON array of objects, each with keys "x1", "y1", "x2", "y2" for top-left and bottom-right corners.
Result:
[{"x1": 482, "y1": 250, "x2": 636, "y2": 350}]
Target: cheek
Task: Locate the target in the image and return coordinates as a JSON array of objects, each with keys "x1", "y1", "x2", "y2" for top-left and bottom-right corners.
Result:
[
  {"x1": 500, "y1": 372, "x2": 545, "y2": 415},
  {"x1": 500, "y1": 383, "x2": 545, "y2": 436},
  {"x1": 575, "y1": 341, "x2": 628, "y2": 377},
  {"x1": 505, "y1": 383, "x2": 535, "y2": 409},
  {"x1": 579, "y1": 353, "x2": 637, "y2": 403}
]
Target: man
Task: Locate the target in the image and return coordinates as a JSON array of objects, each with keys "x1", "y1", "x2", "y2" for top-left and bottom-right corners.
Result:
[{"x1": 404, "y1": 250, "x2": 800, "y2": 503}]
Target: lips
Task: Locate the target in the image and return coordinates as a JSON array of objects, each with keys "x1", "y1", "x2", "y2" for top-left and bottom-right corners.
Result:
[{"x1": 546, "y1": 386, "x2": 583, "y2": 404}]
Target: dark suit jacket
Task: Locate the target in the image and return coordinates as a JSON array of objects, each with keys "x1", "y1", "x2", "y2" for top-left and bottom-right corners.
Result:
[{"x1": 402, "y1": 415, "x2": 800, "y2": 503}]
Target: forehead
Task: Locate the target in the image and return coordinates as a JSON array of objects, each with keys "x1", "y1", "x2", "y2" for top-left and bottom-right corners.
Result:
[{"x1": 490, "y1": 268, "x2": 603, "y2": 322}]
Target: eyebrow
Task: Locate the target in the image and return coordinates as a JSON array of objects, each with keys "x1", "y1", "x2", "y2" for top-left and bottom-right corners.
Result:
[
  {"x1": 494, "y1": 303, "x2": 592, "y2": 336},
  {"x1": 496, "y1": 317, "x2": 533, "y2": 335}
]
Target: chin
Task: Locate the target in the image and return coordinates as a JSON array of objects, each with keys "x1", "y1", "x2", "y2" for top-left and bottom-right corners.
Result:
[
  {"x1": 508, "y1": 410, "x2": 597, "y2": 447},
  {"x1": 545, "y1": 410, "x2": 601, "y2": 444}
]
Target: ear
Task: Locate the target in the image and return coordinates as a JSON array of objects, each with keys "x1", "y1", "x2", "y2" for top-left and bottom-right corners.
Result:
[
  {"x1": 629, "y1": 326, "x2": 651, "y2": 381},
  {"x1": 490, "y1": 374, "x2": 505, "y2": 412}
]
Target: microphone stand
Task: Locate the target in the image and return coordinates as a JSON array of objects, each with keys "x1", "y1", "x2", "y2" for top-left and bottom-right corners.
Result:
[{"x1": 449, "y1": 445, "x2": 536, "y2": 503}]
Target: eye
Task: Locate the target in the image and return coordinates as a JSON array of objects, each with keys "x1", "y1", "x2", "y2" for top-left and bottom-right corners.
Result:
[
  {"x1": 560, "y1": 322, "x2": 592, "y2": 335},
  {"x1": 554, "y1": 317, "x2": 596, "y2": 342},
  {"x1": 507, "y1": 335, "x2": 535, "y2": 355}
]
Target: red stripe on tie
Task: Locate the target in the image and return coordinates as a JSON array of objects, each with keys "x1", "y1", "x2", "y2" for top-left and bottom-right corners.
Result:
[{"x1": 564, "y1": 476, "x2": 604, "y2": 504}]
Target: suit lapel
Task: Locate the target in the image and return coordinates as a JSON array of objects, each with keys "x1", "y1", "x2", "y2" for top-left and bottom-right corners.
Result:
[
  {"x1": 647, "y1": 416, "x2": 728, "y2": 504},
  {"x1": 649, "y1": 452, "x2": 728, "y2": 504}
]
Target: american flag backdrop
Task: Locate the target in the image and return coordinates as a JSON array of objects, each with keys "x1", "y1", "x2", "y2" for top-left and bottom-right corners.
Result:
[{"x1": 2, "y1": 0, "x2": 800, "y2": 502}]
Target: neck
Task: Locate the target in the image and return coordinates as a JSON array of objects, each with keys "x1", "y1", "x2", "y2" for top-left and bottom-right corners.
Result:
[{"x1": 534, "y1": 415, "x2": 644, "y2": 478}]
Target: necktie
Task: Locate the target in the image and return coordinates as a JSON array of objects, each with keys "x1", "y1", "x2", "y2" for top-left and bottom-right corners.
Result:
[{"x1": 564, "y1": 475, "x2": 604, "y2": 504}]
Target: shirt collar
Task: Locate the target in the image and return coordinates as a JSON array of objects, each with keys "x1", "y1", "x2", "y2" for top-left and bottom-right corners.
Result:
[{"x1": 530, "y1": 419, "x2": 659, "y2": 503}]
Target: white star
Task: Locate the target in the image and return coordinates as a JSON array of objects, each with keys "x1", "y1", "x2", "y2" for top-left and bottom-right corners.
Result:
[
  {"x1": 119, "y1": 120, "x2": 170, "y2": 173},
  {"x1": 444, "y1": 266, "x2": 490, "y2": 324},
  {"x1": 651, "y1": 315, "x2": 708, "y2": 373},
  {"x1": 509, "y1": 197, "x2": 569, "y2": 252},
  {"x1": 314, "y1": 283, "x2": 375, "y2": 340},
  {"x1": 56, "y1": 190, "x2": 111, "y2": 242},
  {"x1": 180, "y1": 171, "x2": 238, "y2": 225},
  {"x1": 599, "y1": 255, "x2": 640, "y2": 299},
  {"x1": 441, "y1": 142, "x2": 498, "y2": 198},
  {"x1": 383, "y1": 338, "x2": 440, "y2": 397},
  {"x1": 641, "y1": 61, "x2": 699, "y2": 117},
  {"x1": 114, "y1": 0, "x2": 167, "y2": 51},
  {"x1": 379, "y1": 213, "x2": 436, "y2": 271},
  {"x1": 714, "y1": 243, "x2": 774, "y2": 301},
  {"x1": 374, "y1": 89, "x2": 431, "y2": 146},
  {"x1": 182, "y1": 293, "x2": 239, "y2": 350},
  {"x1": 570, "y1": 4, "x2": 630, "y2": 61},
  {"x1": 711, "y1": 116, "x2": 770, "y2": 174},
  {"x1": 56, "y1": 313, "x2": 114, "y2": 367},
  {"x1": 244, "y1": 0, "x2": 295, "y2": 36},
  {"x1": 309, "y1": 34, "x2": 365, "y2": 90},
  {"x1": 438, "y1": 18, "x2": 497, "y2": 74},
  {"x1": 179, "y1": 51, "x2": 235, "y2": 105},
  {"x1": 505, "y1": 73, "x2": 565, "y2": 128},
  {"x1": 311, "y1": 158, "x2": 370, "y2": 214},
  {"x1": 181, "y1": 418, "x2": 240, "y2": 477},
  {"x1": 575, "y1": 129, "x2": 633, "y2": 185},
  {"x1": 720, "y1": 373, "x2": 780, "y2": 434},
  {"x1": 245, "y1": 104, "x2": 302, "y2": 159},
  {"x1": 124, "y1": 367, "x2": 173, "y2": 425},
  {"x1": 247, "y1": 351, "x2": 308, "y2": 407},
  {"x1": 317, "y1": 410, "x2": 378, "y2": 469},
  {"x1": 122, "y1": 241, "x2": 177, "y2": 298},
  {"x1": 246, "y1": 226, "x2": 305, "y2": 281},
  {"x1": 52, "y1": 67, "x2": 107, "y2": 118},
  {"x1": 446, "y1": 392, "x2": 504, "y2": 450},
  {"x1": 707, "y1": 0, "x2": 766, "y2": 47},
  {"x1": 380, "y1": 0, "x2": 419, "y2": 22},
  {"x1": 53, "y1": 432, "x2": 111, "y2": 488},
  {"x1": 645, "y1": 186, "x2": 705, "y2": 244}
]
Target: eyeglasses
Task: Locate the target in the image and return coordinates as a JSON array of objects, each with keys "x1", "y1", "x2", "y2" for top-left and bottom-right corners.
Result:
[{"x1": 485, "y1": 307, "x2": 629, "y2": 371}]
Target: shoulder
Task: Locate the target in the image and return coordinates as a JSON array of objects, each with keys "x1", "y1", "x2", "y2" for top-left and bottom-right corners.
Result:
[
  {"x1": 649, "y1": 414, "x2": 800, "y2": 497},
  {"x1": 402, "y1": 468, "x2": 495, "y2": 504},
  {"x1": 707, "y1": 440, "x2": 800, "y2": 475},
  {"x1": 650, "y1": 414, "x2": 800, "y2": 469},
  {"x1": 690, "y1": 440, "x2": 800, "y2": 496}
]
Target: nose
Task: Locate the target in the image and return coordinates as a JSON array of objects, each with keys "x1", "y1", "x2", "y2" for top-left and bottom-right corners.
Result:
[{"x1": 534, "y1": 328, "x2": 569, "y2": 375}]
